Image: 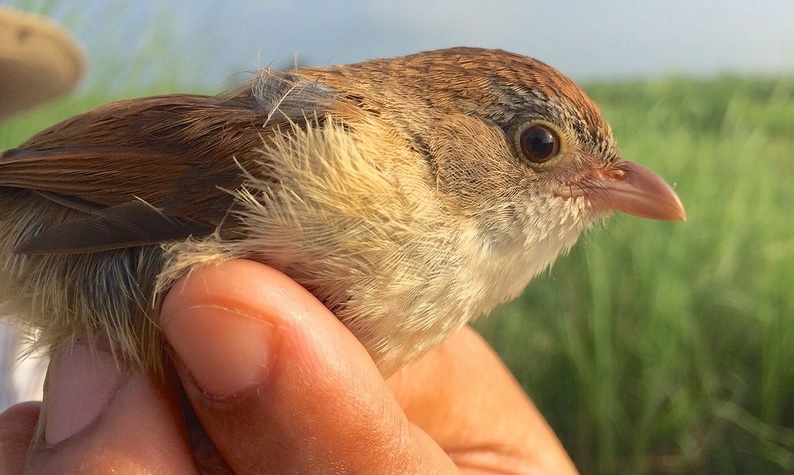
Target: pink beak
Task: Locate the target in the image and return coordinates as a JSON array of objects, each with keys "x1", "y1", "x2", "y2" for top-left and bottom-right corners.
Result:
[{"x1": 574, "y1": 160, "x2": 686, "y2": 221}]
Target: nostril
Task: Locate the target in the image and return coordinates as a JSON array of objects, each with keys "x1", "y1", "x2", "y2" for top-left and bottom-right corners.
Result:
[{"x1": 605, "y1": 168, "x2": 627, "y2": 181}]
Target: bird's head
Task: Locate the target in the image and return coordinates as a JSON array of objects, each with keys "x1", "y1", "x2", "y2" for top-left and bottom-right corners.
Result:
[
  {"x1": 351, "y1": 48, "x2": 685, "y2": 245},
  {"x1": 310, "y1": 47, "x2": 685, "y2": 273}
]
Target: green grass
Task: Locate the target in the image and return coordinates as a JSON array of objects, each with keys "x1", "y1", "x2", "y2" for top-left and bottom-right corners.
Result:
[
  {"x1": 3, "y1": 71, "x2": 793, "y2": 474},
  {"x1": 477, "y1": 75, "x2": 794, "y2": 474}
]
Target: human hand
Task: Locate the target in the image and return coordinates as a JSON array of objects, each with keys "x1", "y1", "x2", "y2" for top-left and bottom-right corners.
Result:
[{"x1": 0, "y1": 259, "x2": 578, "y2": 474}]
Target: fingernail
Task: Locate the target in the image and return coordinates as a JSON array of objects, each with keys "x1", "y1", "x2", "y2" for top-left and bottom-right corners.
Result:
[
  {"x1": 44, "y1": 338, "x2": 124, "y2": 444},
  {"x1": 162, "y1": 305, "x2": 277, "y2": 399}
]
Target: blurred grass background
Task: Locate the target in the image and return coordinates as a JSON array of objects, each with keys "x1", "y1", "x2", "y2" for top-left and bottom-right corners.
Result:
[{"x1": 3, "y1": 3, "x2": 794, "y2": 474}]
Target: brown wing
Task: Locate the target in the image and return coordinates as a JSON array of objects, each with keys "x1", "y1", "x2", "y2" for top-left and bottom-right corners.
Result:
[{"x1": 0, "y1": 72, "x2": 338, "y2": 253}]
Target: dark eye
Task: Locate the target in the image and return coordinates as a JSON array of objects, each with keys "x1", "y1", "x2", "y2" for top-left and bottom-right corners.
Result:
[{"x1": 519, "y1": 125, "x2": 560, "y2": 164}]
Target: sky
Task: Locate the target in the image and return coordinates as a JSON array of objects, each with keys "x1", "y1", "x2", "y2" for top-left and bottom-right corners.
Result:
[{"x1": 8, "y1": 0, "x2": 794, "y2": 92}]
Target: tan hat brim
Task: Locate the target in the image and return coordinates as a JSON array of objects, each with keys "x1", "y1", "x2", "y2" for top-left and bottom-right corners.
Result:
[{"x1": 0, "y1": 7, "x2": 85, "y2": 120}]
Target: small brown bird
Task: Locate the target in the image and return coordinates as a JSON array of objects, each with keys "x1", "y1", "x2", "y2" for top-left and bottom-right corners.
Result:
[{"x1": 0, "y1": 47, "x2": 684, "y2": 376}]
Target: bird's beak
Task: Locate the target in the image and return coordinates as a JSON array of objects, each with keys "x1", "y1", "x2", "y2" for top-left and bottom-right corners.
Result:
[{"x1": 568, "y1": 160, "x2": 686, "y2": 221}]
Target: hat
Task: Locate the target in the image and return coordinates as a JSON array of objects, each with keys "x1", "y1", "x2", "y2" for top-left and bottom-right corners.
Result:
[{"x1": 0, "y1": 7, "x2": 85, "y2": 121}]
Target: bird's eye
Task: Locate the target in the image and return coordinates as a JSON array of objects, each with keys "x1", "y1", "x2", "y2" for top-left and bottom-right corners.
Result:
[{"x1": 519, "y1": 125, "x2": 560, "y2": 164}]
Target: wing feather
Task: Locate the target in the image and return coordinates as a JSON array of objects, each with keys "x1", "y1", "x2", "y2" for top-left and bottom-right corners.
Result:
[{"x1": 0, "y1": 71, "x2": 338, "y2": 253}]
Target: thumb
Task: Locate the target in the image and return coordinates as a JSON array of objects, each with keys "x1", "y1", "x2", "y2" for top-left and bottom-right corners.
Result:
[{"x1": 161, "y1": 259, "x2": 456, "y2": 474}]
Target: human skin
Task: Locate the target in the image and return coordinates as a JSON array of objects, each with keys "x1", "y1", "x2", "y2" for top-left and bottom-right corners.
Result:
[{"x1": 0, "y1": 259, "x2": 579, "y2": 474}]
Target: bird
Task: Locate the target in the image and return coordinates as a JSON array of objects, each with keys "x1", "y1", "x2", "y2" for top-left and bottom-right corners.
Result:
[{"x1": 0, "y1": 47, "x2": 685, "y2": 377}]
